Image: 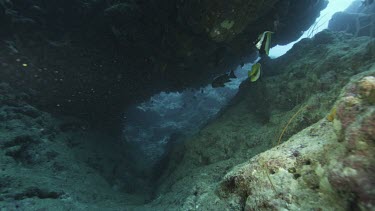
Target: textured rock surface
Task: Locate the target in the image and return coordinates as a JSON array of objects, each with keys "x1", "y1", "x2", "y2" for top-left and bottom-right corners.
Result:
[
  {"x1": 328, "y1": 0, "x2": 375, "y2": 37},
  {"x1": 217, "y1": 71, "x2": 375, "y2": 210},
  {"x1": 1, "y1": 30, "x2": 374, "y2": 210},
  {"x1": 0, "y1": 83, "x2": 149, "y2": 210},
  {"x1": 147, "y1": 31, "x2": 375, "y2": 210},
  {"x1": 0, "y1": 0, "x2": 327, "y2": 129}
]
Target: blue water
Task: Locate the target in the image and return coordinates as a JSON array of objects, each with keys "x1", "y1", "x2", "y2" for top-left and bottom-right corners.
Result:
[
  {"x1": 122, "y1": 61, "x2": 256, "y2": 162},
  {"x1": 270, "y1": 0, "x2": 355, "y2": 58}
]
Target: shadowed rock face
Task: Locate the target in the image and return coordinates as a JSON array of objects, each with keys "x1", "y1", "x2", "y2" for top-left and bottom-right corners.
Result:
[
  {"x1": 176, "y1": 0, "x2": 277, "y2": 42},
  {"x1": 148, "y1": 30, "x2": 375, "y2": 211},
  {"x1": 0, "y1": 0, "x2": 327, "y2": 130},
  {"x1": 329, "y1": 0, "x2": 375, "y2": 37}
]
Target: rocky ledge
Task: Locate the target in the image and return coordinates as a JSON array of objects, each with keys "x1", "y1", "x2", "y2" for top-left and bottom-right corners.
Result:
[
  {"x1": 0, "y1": 0, "x2": 328, "y2": 128},
  {"x1": 0, "y1": 30, "x2": 374, "y2": 210},
  {"x1": 148, "y1": 30, "x2": 375, "y2": 210}
]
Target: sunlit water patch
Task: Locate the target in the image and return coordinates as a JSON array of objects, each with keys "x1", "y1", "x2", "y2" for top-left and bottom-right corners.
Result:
[
  {"x1": 269, "y1": 0, "x2": 355, "y2": 58},
  {"x1": 122, "y1": 63, "x2": 253, "y2": 162},
  {"x1": 121, "y1": 0, "x2": 356, "y2": 164}
]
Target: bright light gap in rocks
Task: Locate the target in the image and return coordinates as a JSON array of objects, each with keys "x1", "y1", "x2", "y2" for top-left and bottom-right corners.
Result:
[
  {"x1": 269, "y1": 0, "x2": 356, "y2": 58},
  {"x1": 122, "y1": 63, "x2": 252, "y2": 162},
  {"x1": 122, "y1": 0, "x2": 355, "y2": 162}
]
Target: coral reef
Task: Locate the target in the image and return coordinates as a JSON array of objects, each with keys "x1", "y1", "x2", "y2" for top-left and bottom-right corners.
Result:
[
  {"x1": 0, "y1": 28, "x2": 374, "y2": 210},
  {"x1": 0, "y1": 83, "x2": 147, "y2": 210},
  {"x1": 0, "y1": 0, "x2": 327, "y2": 128},
  {"x1": 217, "y1": 70, "x2": 375, "y2": 210},
  {"x1": 148, "y1": 31, "x2": 375, "y2": 210}
]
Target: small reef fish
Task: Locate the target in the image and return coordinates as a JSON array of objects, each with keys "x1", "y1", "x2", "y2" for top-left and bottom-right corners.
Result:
[
  {"x1": 248, "y1": 63, "x2": 261, "y2": 82},
  {"x1": 211, "y1": 70, "x2": 236, "y2": 88},
  {"x1": 255, "y1": 31, "x2": 273, "y2": 56}
]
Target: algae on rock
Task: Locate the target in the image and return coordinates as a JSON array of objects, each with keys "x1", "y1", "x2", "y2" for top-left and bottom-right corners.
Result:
[{"x1": 148, "y1": 31, "x2": 375, "y2": 210}]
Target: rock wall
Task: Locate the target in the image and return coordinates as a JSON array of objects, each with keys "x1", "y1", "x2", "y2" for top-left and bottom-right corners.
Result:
[
  {"x1": 0, "y1": 82, "x2": 151, "y2": 210},
  {"x1": 328, "y1": 0, "x2": 375, "y2": 37},
  {"x1": 146, "y1": 30, "x2": 375, "y2": 210},
  {"x1": 0, "y1": 30, "x2": 374, "y2": 210},
  {"x1": 0, "y1": 0, "x2": 327, "y2": 129},
  {"x1": 217, "y1": 73, "x2": 375, "y2": 210}
]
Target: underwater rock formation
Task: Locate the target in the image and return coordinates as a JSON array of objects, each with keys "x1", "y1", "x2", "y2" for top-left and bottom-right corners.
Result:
[
  {"x1": 0, "y1": 83, "x2": 150, "y2": 209},
  {"x1": 216, "y1": 72, "x2": 375, "y2": 210},
  {"x1": 0, "y1": 28, "x2": 374, "y2": 210},
  {"x1": 175, "y1": 0, "x2": 327, "y2": 43},
  {"x1": 0, "y1": 0, "x2": 327, "y2": 129},
  {"x1": 148, "y1": 30, "x2": 375, "y2": 210},
  {"x1": 328, "y1": 0, "x2": 375, "y2": 37}
]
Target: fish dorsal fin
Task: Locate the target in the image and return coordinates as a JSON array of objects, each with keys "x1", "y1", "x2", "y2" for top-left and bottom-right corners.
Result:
[
  {"x1": 256, "y1": 32, "x2": 266, "y2": 50},
  {"x1": 255, "y1": 31, "x2": 274, "y2": 55}
]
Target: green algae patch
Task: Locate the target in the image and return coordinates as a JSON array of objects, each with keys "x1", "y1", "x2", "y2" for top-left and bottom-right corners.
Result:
[{"x1": 220, "y1": 20, "x2": 235, "y2": 30}]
